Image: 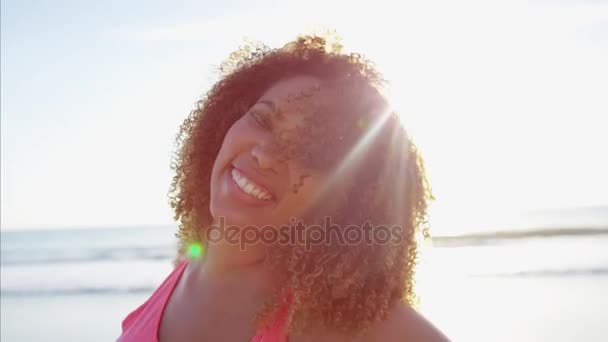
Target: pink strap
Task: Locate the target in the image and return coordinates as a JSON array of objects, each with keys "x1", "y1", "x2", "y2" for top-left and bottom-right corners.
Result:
[
  {"x1": 250, "y1": 301, "x2": 289, "y2": 342},
  {"x1": 251, "y1": 290, "x2": 292, "y2": 342}
]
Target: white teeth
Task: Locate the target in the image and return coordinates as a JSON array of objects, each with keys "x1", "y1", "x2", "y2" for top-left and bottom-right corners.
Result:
[
  {"x1": 244, "y1": 183, "x2": 253, "y2": 193},
  {"x1": 230, "y1": 168, "x2": 272, "y2": 201}
]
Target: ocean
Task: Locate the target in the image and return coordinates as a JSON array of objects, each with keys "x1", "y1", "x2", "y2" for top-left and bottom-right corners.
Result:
[
  {"x1": 1, "y1": 220, "x2": 607, "y2": 341},
  {"x1": 0, "y1": 226, "x2": 177, "y2": 342}
]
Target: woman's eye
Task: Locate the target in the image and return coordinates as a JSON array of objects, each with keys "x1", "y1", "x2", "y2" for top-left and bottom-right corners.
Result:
[{"x1": 250, "y1": 111, "x2": 271, "y2": 130}]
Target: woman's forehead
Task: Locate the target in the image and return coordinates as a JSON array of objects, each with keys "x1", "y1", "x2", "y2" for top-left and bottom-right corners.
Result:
[
  {"x1": 260, "y1": 75, "x2": 323, "y2": 103},
  {"x1": 255, "y1": 75, "x2": 328, "y2": 129},
  {"x1": 248, "y1": 75, "x2": 391, "y2": 172}
]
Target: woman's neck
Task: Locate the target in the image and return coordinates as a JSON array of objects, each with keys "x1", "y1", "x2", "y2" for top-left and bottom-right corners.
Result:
[
  {"x1": 198, "y1": 239, "x2": 267, "y2": 277},
  {"x1": 187, "y1": 240, "x2": 274, "y2": 302}
]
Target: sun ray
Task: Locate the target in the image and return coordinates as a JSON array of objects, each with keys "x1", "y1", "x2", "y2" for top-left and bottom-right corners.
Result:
[{"x1": 314, "y1": 105, "x2": 394, "y2": 204}]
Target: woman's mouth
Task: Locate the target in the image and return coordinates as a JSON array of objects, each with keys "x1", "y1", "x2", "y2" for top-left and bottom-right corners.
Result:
[{"x1": 230, "y1": 167, "x2": 274, "y2": 201}]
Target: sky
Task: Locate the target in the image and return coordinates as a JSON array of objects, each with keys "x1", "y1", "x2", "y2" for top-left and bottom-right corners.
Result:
[{"x1": 1, "y1": 0, "x2": 607, "y2": 232}]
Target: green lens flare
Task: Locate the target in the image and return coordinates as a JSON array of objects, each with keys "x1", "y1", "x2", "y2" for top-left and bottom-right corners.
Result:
[{"x1": 188, "y1": 242, "x2": 204, "y2": 259}]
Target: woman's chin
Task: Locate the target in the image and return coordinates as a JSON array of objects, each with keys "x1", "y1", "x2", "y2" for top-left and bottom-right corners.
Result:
[
  {"x1": 210, "y1": 196, "x2": 274, "y2": 227},
  {"x1": 209, "y1": 211, "x2": 261, "y2": 228}
]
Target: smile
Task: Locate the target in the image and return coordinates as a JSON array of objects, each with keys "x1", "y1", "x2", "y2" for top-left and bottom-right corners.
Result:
[{"x1": 230, "y1": 167, "x2": 273, "y2": 201}]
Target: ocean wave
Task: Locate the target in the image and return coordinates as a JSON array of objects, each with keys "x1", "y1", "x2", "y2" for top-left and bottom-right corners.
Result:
[
  {"x1": 0, "y1": 286, "x2": 157, "y2": 297},
  {"x1": 432, "y1": 227, "x2": 608, "y2": 247},
  {"x1": 3, "y1": 266, "x2": 607, "y2": 299},
  {"x1": 0, "y1": 246, "x2": 175, "y2": 266},
  {"x1": 471, "y1": 267, "x2": 608, "y2": 278}
]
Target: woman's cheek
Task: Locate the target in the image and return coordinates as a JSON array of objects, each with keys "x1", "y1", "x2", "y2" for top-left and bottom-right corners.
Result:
[
  {"x1": 218, "y1": 125, "x2": 245, "y2": 160},
  {"x1": 225, "y1": 119, "x2": 252, "y2": 148}
]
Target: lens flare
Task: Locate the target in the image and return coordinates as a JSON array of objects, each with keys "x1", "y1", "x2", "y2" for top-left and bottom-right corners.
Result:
[{"x1": 188, "y1": 242, "x2": 204, "y2": 259}]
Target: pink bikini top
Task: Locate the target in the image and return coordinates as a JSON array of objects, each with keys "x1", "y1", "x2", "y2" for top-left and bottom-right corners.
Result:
[{"x1": 116, "y1": 260, "x2": 288, "y2": 342}]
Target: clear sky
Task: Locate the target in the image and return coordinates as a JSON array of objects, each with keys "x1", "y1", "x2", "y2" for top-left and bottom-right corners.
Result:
[{"x1": 2, "y1": 0, "x2": 607, "y2": 232}]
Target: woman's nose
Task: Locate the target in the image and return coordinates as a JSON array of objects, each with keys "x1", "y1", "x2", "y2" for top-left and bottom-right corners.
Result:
[{"x1": 251, "y1": 143, "x2": 280, "y2": 173}]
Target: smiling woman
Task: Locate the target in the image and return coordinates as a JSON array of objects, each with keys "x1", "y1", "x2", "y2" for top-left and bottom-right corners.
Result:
[{"x1": 116, "y1": 32, "x2": 448, "y2": 342}]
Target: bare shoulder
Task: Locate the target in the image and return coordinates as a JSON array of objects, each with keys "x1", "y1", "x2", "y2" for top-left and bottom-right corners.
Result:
[
  {"x1": 357, "y1": 302, "x2": 450, "y2": 342},
  {"x1": 178, "y1": 254, "x2": 189, "y2": 263},
  {"x1": 174, "y1": 253, "x2": 190, "y2": 266},
  {"x1": 290, "y1": 303, "x2": 449, "y2": 342}
]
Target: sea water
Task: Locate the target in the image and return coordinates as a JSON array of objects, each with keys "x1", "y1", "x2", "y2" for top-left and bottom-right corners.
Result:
[{"x1": 1, "y1": 225, "x2": 607, "y2": 341}]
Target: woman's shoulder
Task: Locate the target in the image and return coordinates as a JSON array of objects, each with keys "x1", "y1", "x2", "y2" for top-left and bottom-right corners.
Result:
[
  {"x1": 174, "y1": 253, "x2": 190, "y2": 266},
  {"x1": 291, "y1": 302, "x2": 449, "y2": 342},
  {"x1": 119, "y1": 257, "x2": 190, "y2": 338},
  {"x1": 358, "y1": 302, "x2": 450, "y2": 342}
]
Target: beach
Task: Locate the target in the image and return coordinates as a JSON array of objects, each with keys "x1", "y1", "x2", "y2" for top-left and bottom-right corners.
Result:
[
  {"x1": 1, "y1": 226, "x2": 607, "y2": 341},
  {"x1": 1, "y1": 293, "x2": 148, "y2": 341}
]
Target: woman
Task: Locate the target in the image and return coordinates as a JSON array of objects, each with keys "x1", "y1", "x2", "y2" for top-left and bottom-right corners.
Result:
[{"x1": 117, "y1": 33, "x2": 448, "y2": 342}]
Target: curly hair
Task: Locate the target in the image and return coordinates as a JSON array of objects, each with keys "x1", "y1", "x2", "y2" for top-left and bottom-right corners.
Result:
[{"x1": 168, "y1": 32, "x2": 432, "y2": 336}]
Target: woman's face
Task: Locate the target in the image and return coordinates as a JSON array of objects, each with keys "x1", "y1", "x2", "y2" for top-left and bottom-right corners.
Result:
[{"x1": 210, "y1": 75, "x2": 330, "y2": 229}]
